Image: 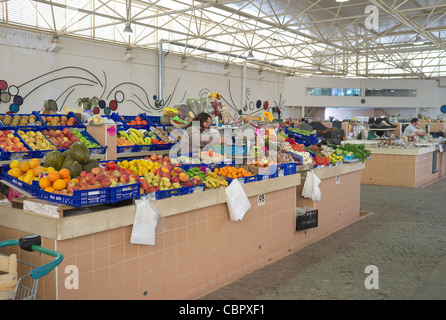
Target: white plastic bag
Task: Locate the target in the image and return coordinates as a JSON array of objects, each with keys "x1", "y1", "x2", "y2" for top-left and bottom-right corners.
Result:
[
  {"x1": 301, "y1": 170, "x2": 314, "y2": 198},
  {"x1": 301, "y1": 170, "x2": 322, "y2": 202},
  {"x1": 130, "y1": 199, "x2": 165, "y2": 245},
  {"x1": 225, "y1": 179, "x2": 251, "y2": 221}
]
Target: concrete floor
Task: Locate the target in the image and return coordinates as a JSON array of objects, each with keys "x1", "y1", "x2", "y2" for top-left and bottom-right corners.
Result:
[{"x1": 199, "y1": 176, "x2": 446, "y2": 300}]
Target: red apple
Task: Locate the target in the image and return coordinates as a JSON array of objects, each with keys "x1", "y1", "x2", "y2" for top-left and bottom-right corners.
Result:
[
  {"x1": 120, "y1": 174, "x2": 129, "y2": 183},
  {"x1": 112, "y1": 170, "x2": 122, "y2": 179},
  {"x1": 91, "y1": 167, "x2": 102, "y2": 176},
  {"x1": 80, "y1": 171, "x2": 88, "y2": 177}
]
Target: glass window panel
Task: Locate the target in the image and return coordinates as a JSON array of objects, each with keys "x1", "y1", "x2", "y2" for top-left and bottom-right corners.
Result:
[
  {"x1": 346, "y1": 88, "x2": 353, "y2": 96},
  {"x1": 322, "y1": 88, "x2": 331, "y2": 96},
  {"x1": 306, "y1": 88, "x2": 315, "y2": 95},
  {"x1": 314, "y1": 88, "x2": 322, "y2": 96},
  {"x1": 353, "y1": 88, "x2": 361, "y2": 96},
  {"x1": 331, "y1": 88, "x2": 338, "y2": 96}
]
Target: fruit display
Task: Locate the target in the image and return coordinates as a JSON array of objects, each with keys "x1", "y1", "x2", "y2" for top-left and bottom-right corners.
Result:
[
  {"x1": 70, "y1": 128, "x2": 102, "y2": 149},
  {"x1": 0, "y1": 114, "x2": 42, "y2": 126},
  {"x1": 204, "y1": 172, "x2": 228, "y2": 189},
  {"x1": 213, "y1": 166, "x2": 256, "y2": 179},
  {"x1": 6, "y1": 159, "x2": 44, "y2": 185},
  {"x1": 118, "y1": 129, "x2": 154, "y2": 146},
  {"x1": 43, "y1": 142, "x2": 94, "y2": 176},
  {"x1": 87, "y1": 114, "x2": 104, "y2": 125},
  {"x1": 0, "y1": 130, "x2": 30, "y2": 152},
  {"x1": 17, "y1": 129, "x2": 57, "y2": 151},
  {"x1": 39, "y1": 114, "x2": 79, "y2": 127},
  {"x1": 42, "y1": 128, "x2": 80, "y2": 150},
  {"x1": 120, "y1": 115, "x2": 148, "y2": 126},
  {"x1": 328, "y1": 154, "x2": 343, "y2": 165},
  {"x1": 312, "y1": 154, "x2": 331, "y2": 166},
  {"x1": 117, "y1": 158, "x2": 162, "y2": 176}
]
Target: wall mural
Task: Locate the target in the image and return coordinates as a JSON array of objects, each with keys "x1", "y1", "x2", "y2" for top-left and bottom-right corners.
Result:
[{"x1": 0, "y1": 66, "x2": 284, "y2": 119}]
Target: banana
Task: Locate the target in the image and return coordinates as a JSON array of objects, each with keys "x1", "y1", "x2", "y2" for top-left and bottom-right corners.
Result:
[
  {"x1": 129, "y1": 129, "x2": 143, "y2": 139},
  {"x1": 128, "y1": 135, "x2": 138, "y2": 145},
  {"x1": 120, "y1": 131, "x2": 130, "y2": 139}
]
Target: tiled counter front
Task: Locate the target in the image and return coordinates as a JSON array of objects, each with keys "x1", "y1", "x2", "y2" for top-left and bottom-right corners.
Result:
[
  {"x1": 296, "y1": 162, "x2": 364, "y2": 243},
  {"x1": 361, "y1": 147, "x2": 445, "y2": 187},
  {"x1": 0, "y1": 162, "x2": 366, "y2": 300},
  {"x1": 1, "y1": 175, "x2": 301, "y2": 300}
]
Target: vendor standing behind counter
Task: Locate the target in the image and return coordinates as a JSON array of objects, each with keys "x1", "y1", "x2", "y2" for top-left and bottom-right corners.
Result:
[
  {"x1": 402, "y1": 118, "x2": 428, "y2": 137},
  {"x1": 184, "y1": 112, "x2": 225, "y2": 151}
]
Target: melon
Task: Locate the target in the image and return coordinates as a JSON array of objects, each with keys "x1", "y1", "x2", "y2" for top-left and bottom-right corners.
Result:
[
  {"x1": 82, "y1": 159, "x2": 99, "y2": 173},
  {"x1": 69, "y1": 142, "x2": 90, "y2": 164},
  {"x1": 63, "y1": 160, "x2": 83, "y2": 179},
  {"x1": 43, "y1": 150, "x2": 64, "y2": 171}
]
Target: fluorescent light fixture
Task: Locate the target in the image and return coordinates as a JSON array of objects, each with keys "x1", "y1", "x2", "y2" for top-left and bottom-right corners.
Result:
[
  {"x1": 247, "y1": 50, "x2": 255, "y2": 60},
  {"x1": 181, "y1": 56, "x2": 189, "y2": 69},
  {"x1": 50, "y1": 35, "x2": 63, "y2": 52},
  {"x1": 124, "y1": 48, "x2": 134, "y2": 62},
  {"x1": 224, "y1": 63, "x2": 231, "y2": 75},
  {"x1": 413, "y1": 35, "x2": 424, "y2": 45},
  {"x1": 315, "y1": 67, "x2": 322, "y2": 74},
  {"x1": 335, "y1": 0, "x2": 350, "y2": 2},
  {"x1": 123, "y1": 22, "x2": 133, "y2": 34}
]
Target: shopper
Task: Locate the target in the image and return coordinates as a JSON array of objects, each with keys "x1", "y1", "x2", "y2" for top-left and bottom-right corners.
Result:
[{"x1": 402, "y1": 118, "x2": 428, "y2": 137}]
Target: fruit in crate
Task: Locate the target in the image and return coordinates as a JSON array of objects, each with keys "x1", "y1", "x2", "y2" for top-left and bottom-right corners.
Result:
[
  {"x1": 213, "y1": 166, "x2": 254, "y2": 179},
  {"x1": 7, "y1": 159, "x2": 44, "y2": 185},
  {"x1": 153, "y1": 127, "x2": 175, "y2": 144},
  {"x1": 0, "y1": 114, "x2": 41, "y2": 126},
  {"x1": 117, "y1": 129, "x2": 152, "y2": 146},
  {"x1": 117, "y1": 158, "x2": 162, "y2": 176},
  {"x1": 123, "y1": 116, "x2": 148, "y2": 126},
  {"x1": 204, "y1": 172, "x2": 228, "y2": 189},
  {"x1": 42, "y1": 128, "x2": 80, "y2": 149},
  {"x1": 70, "y1": 129, "x2": 102, "y2": 148},
  {"x1": 0, "y1": 130, "x2": 29, "y2": 152},
  {"x1": 40, "y1": 115, "x2": 78, "y2": 126},
  {"x1": 17, "y1": 130, "x2": 57, "y2": 151}
]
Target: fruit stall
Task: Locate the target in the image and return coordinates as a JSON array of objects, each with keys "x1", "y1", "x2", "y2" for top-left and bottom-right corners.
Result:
[{"x1": 0, "y1": 110, "x2": 366, "y2": 300}]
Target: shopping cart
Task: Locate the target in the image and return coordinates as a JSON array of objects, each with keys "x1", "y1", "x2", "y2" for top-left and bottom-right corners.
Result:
[{"x1": 0, "y1": 235, "x2": 63, "y2": 300}]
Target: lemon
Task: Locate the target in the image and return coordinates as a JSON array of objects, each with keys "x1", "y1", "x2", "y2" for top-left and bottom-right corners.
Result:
[{"x1": 10, "y1": 160, "x2": 20, "y2": 169}]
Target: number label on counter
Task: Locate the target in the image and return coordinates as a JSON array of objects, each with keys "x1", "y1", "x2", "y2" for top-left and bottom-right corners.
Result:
[
  {"x1": 336, "y1": 176, "x2": 341, "y2": 184},
  {"x1": 257, "y1": 193, "x2": 265, "y2": 206}
]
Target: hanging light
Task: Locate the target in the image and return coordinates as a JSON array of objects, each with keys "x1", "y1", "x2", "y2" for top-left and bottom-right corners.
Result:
[
  {"x1": 335, "y1": 0, "x2": 350, "y2": 2},
  {"x1": 123, "y1": 22, "x2": 133, "y2": 34},
  {"x1": 247, "y1": 50, "x2": 255, "y2": 60},
  {"x1": 315, "y1": 66, "x2": 322, "y2": 74},
  {"x1": 413, "y1": 35, "x2": 424, "y2": 45},
  {"x1": 123, "y1": 0, "x2": 133, "y2": 34}
]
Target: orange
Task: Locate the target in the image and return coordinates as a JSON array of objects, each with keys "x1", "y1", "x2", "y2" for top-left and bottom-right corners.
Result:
[
  {"x1": 59, "y1": 168, "x2": 70, "y2": 179},
  {"x1": 19, "y1": 162, "x2": 30, "y2": 173},
  {"x1": 9, "y1": 168, "x2": 22, "y2": 178},
  {"x1": 39, "y1": 177, "x2": 52, "y2": 189},
  {"x1": 48, "y1": 171, "x2": 61, "y2": 183},
  {"x1": 10, "y1": 160, "x2": 20, "y2": 169},
  {"x1": 44, "y1": 186, "x2": 55, "y2": 193},
  {"x1": 33, "y1": 166, "x2": 45, "y2": 177},
  {"x1": 63, "y1": 178, "x2": 71, "y2": 184},
  {"x1": 52, "y1": 179, "x2": 66, "y2": 191},
  {"x1": 45, "y1": 167, "x2": 55, "y2": 173},
  {"x1": 29, "y1": 158, "x2": 41, "y2": 169}
]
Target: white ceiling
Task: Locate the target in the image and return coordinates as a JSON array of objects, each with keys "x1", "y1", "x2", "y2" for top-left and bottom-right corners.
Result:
[{"x1": 1, "y1": 0, "x2": 446, "y2": 78}]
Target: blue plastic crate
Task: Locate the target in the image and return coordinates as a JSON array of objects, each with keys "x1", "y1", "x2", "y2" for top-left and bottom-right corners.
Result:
[
  {"x1": 285, "y1": 126, "x2": 317, "y2": 140},
  {"x1": 0, "y1": 164, "x2": 40, "y2": 196},
  {"x1": 156, "y1": 186, "x2": 186, "y2": 199},
  {"x1": 282, "y1": 162, "x2": 297, "y2": 175},
  {"x1": 225, "y1": 174, "x2": 259, "y2": 185},
  {"x1": 109, "y1": 182, "x2": 141, "y2": 203},
  {"x1": 0, "y1": 112, "x2": 45, "y2": 128},
  {"x1": 69, "y1": 128, "x2": 107, "y2": 155},
  {"x1": 34, "y1": 111, "x2": 84, "y2": 128},
  {"x1": 0, "y1": 128, "x2": 36, "y2": 161},
  {"x1": 15, "y1": 127, "x2": 59, "y2": 158},
  {"x1": 37, "y1": 186, "x2": 109, "y2": 207},
  {"x1": 141, "y1": 115, "x2": 162, "y2": 126}
]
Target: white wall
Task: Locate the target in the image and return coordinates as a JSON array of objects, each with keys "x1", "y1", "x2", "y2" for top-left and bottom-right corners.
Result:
[
  {"x1": 0, "y1": 26, "x2": 283, "y2": 118},
  {"x1": 1, "y1": 25, "x2": 446, "y2": 121}
]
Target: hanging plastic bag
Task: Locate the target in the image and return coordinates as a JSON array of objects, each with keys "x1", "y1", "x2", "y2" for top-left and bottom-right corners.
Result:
[
  {"x1": 225, "y1": 179, "x2": 251, "y2": 221},
  {"x1": 301, "y1": 170, "x2": 314, "y2": 199},
  {"x1": 311, "y1": 172, "x2": 322, "y2": 201},
  {"x1": 301, "y1": 170, "x2": 322, "y2": 201},
  {"x1": 130, "y1": 199, "x2": 165, "y2": 245}
]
